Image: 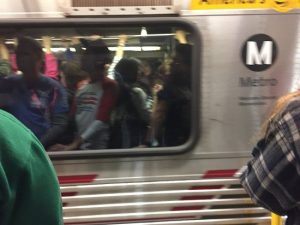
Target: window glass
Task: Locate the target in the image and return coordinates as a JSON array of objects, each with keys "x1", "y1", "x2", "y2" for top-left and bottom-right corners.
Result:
[{"x1": 0, "y1": 22, "x2": 195, "y2": 154}]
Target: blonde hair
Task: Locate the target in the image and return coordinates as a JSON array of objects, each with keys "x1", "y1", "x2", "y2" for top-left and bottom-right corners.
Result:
[{"x1": 259, "y1": 91, "x2": 300, "y2": 139}]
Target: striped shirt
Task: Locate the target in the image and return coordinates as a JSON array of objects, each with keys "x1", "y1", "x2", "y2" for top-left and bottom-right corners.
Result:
[
  {"x1": 240, "y1": 98, "x2": 300, "y2": 225},
  {"x1": 74, "y1": 77, "x2": 118, "y2": 149}
]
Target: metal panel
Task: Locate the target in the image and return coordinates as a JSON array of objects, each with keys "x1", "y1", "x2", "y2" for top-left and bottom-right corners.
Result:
[
  {"x1": 66, "y1": 0, "x2": 179, "y2": 16},
  {"x1": 189, "y1": 13, "x2": 300, "y2": 155},
  {"x1": 67, "y1": 217, "x2": 270, "y2": 224},
  {"x1": 71, "y1": 0, "x2": 173, "y2": 7},
  {"x1": 0, "y1": 0, "x2": 64, "y2": 18},
  {"x1": 53, "y1": 12, "x2": 299, "y2": 223},
  {"x1": 61, "y1": 176, "x2": 269, "y2": 223},
  {"x1": 64, "y1": 208, "x2": 268, "y2": 223},
  {"x1": 63, "y1": 198, "x2": 253, "y2": 213},
  {"x1": 60, "y1": 178, "x2": 241, "y2": 191}
]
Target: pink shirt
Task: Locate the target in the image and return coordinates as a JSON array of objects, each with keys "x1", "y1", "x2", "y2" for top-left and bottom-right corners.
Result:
[
  {"x1": 10, "y1": 52, "x2": 59, "y2": 80},
  {"x1": 44, "y1": 53, "x2": 59, "y2": 80}
]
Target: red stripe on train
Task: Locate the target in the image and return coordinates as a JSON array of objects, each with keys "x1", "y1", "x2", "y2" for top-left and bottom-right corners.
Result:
[
  {"x1": 171, "y1": 169, "x2": 238, "y2": 211},
  {"x1": 59, "y1": 175, "x2": 97, "y2": 207},
  {"x1": 60, "y1": 169, "x2": 239, "y2": 221},
  {"x1": 202, "y1": 169, "x2": 238, "y2": 178},
  {"x1": 58, "y1": 175, "x2": 97, "y2": 184}
]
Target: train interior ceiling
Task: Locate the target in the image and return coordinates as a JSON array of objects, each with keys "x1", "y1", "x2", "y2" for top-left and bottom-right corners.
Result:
[{"x1": 0, "y1": 25, "x2": 190, "y2": 60}]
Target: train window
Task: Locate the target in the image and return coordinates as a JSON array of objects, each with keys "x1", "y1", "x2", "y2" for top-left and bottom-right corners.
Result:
[{"x1": 0, "y1": 19, "x2": 199, "y2": 158}]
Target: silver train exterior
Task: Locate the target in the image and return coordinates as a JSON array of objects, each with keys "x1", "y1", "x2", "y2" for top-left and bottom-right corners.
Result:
[{"x1": 1, "y1": 1, "x2": 298, "y2": 224}]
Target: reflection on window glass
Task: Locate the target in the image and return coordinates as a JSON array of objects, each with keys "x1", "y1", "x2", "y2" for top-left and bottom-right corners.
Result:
[{"x1": 0, "y1": 25, "x2": 193, "y2": 151}]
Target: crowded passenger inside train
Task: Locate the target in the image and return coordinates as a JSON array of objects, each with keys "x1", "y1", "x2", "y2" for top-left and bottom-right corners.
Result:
[{"x1": 0, "y1": 25, "x2": 193, "y2": 151}]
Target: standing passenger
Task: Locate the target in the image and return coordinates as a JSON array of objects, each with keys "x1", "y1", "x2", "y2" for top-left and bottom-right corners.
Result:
[
  {"x1": 0, "y1": 109, "x2": 63, "y2": 225},
  {"x1": 240, "y1": 91, "x2": 300, "y2": 224},
  {"x1": 62, "y1": 38, "x2": 118, "y2": 150},
  {"x1": 0, "y1": 36, "x2": 69, "y2": 149},
  {"x1": 110, "y1": 58, "x2": 150, "y2": 148},
  {"x1": 147, "y1": 44, "x2": 192, "y2": 147}
]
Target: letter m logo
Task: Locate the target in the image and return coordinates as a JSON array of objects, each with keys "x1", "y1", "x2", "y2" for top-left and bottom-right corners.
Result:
[
  {"x1": 242, "y1": 34, "x2": 277, "y2": 72},
  {"x1": 246, "y1": 41, "x2": 273, "y2": 65}
]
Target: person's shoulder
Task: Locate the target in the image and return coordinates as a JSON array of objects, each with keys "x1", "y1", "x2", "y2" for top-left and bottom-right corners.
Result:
[
  {"x1": 40, "y1": 75, "x2": 63, "y2": 88},
  {"x1": 103, "y1": 77, "x2": 117, "y2": 85},
  {"x1": 76, "y1": 82, "x2": 92, "y2": 96},
  {"x1": 0, "y1": 75, "x2": 20, "y2": 90},
  {"x1": 102, "y1": 77, "x2": 118, "y2": 89},
  {"x1": 40, "y1": 75, "x2": 57, "y2": 83},
  {"x1": 283, "y1": 97, "x2": 300, "y2": 118},
  {"x1": 271, "y1": 97, "x2": 300, "y2": 132},
  {"x1": 0, "y1": 109, "x2": 26, "y2": 129},
  {"x1": 39, "y1": 76, "x2": 68, "y2": 97},
  {"x1": 131, "y1": 86, "x2": 146, "y2": 95},
  {"x1": 78, "y1": 81, "x2": 91, "y2": 90},
  {"x1": 0, "y1": 110, "x2": 41, "y2": 164},
  {"x1": 5, "y1": 74, "x2": 21, "y2": 82},
  {"x1": 0, "y1": 110, "x2": 37, "y2": 140}
]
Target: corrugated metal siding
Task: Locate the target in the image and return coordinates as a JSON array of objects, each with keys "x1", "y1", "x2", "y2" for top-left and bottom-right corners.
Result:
[
  {"x1": 61, "y1": 175, "x2": 271, "y2": 224},
  {"x1": 72, "y1": 0, "x2": 173, "y2": 7}
]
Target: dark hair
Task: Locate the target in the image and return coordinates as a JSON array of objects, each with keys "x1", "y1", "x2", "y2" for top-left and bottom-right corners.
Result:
[
  {"x1": 175, "y1": 44, "x2": 192, "y2": 65},
  {"x1": 80, "y1": 39, "x2": 111, "y2": 75},
  {"x1": 61, "y1": 61, "x2": 82, "y2": 77},
  {"x1": 16, "y1": 36, "x2": 44, "y2": 58},
  {"x1": 115, "y1": 58, "x2": 141, "y2": 84},
  {"x1": 61, "y1": 61, "x2": 88, "y2": 89},
  {"x1": 15, "y1": 36, "x2": 45, "y2": 74}
]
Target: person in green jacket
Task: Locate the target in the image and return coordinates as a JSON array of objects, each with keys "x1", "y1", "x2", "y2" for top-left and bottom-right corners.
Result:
[{"x1": 0, "y1": 109, "x2": 63, "y2": 225}]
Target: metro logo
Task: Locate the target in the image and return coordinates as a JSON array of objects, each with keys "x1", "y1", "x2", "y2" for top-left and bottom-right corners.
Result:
[
  {"x1": 246, "y1": 41, "x2": 273, "y2": 65},
  {"x1": 242, "y1": 34, "x2": 277, "y2": 72}
]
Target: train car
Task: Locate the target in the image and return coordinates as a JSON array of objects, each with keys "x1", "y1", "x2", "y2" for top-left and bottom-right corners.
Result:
[{"x1": 0, "y1": 0, "x2": 297, "y2": 224}]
